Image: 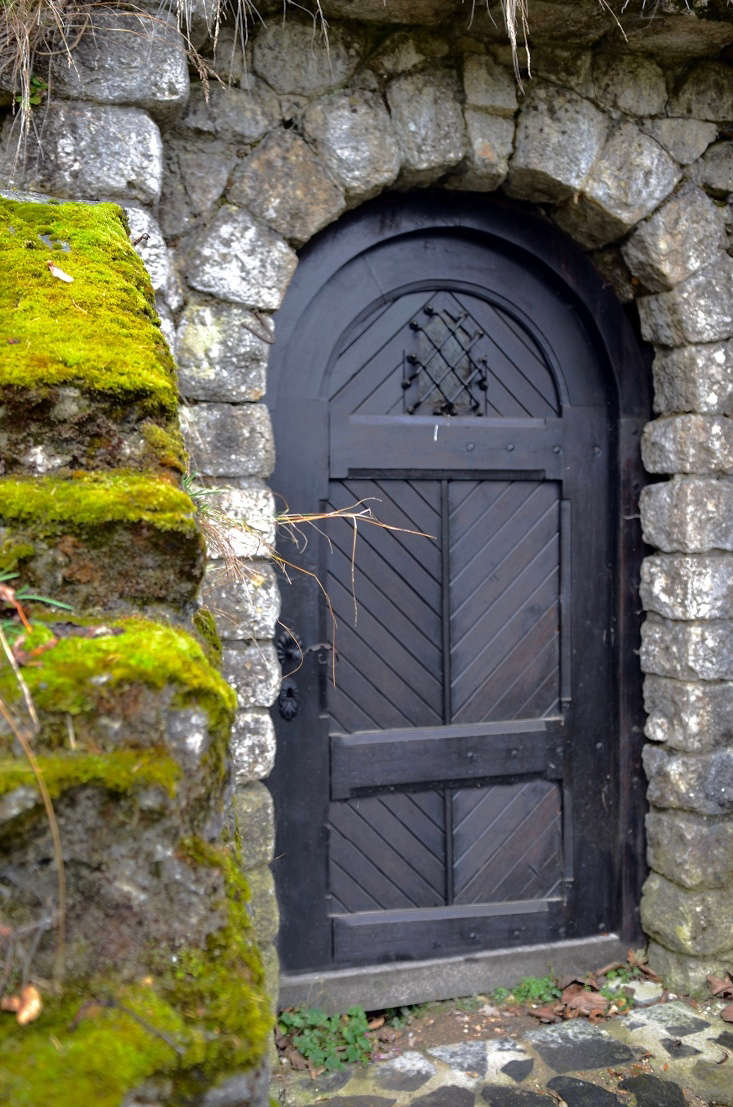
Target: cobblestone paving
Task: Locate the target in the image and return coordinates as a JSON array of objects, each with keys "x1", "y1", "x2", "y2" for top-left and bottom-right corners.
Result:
[{"x1": 273, "y1": 1002, "x2": 733, "y2": 1106}]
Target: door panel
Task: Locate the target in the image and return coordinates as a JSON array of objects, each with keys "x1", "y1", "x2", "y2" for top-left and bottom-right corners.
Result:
[{"x1": 270, "y1": 205, "x2": 620, "y2": 973}]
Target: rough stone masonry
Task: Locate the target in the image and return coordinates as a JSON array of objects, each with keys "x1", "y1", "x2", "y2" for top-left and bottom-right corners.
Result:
[{"x1": 1, "y1": 0, "x2": 731, "y2": 1034}]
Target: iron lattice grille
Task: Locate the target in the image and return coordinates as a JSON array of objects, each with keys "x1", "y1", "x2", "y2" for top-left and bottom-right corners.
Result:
[{"x1": 402, "y1": 304, "x2": 490, "y2": 416}]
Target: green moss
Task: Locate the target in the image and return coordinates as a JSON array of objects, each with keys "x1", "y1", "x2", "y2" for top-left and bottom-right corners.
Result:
[
  {"x1": 0, "y1": 199, "x2": 177, "y2": 413},
  {"x1": 0, "y1": 749, "x2": 180, "y2": 800},
  {"x1": 0, "y1": 538, "x2": 35, "y2": 574},
  {"x1": 0, "y1": 471, "x2": 198, "y2": 537},
  {"x1": 142, "y1": 421, "x2": 188, "y2": 475},
  {"x1": 192, "y1": 608, "x2": 222, "y2": 668},
  {"x1": 0, "y1": 616, "x2": 236, "y2": 742}
]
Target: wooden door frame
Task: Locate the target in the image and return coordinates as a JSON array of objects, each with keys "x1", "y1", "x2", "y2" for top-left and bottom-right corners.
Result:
[{"x1": 267, "y1": 192, "x2": 651, "y2": 1006}]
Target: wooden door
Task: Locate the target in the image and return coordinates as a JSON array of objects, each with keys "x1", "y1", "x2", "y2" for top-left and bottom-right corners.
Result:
[{"x1": 269, "y1": 197, "x2": 624, "y2": 974}]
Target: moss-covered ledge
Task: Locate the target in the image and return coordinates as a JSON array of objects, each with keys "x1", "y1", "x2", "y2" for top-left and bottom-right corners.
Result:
[{"x1": 0, "y1": 196, "x2": 272, "y2": 1106}]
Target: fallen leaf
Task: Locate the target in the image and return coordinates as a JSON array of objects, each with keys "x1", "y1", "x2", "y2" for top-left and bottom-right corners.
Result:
[
  {"x1": 527, "y1": 1004, "x2": 561, "y2": 1023},
  {"x1": 721, "y1": 1004, "x2": 733, "y2": 1023},
  {"x1": 562, "y1": 984, "x2": 610, "y2": 1021},
  {"x1": 1, "y1": 995, "x2": 21, "y2": 1013},
  {"x1": 16, "y1": 985, "x2": 42, "y2": 1025},
  {"x1": 708, "y1": 974, "x2": 733, "y2": 999},
  {"x1": 368, "y1": 1015, "x2": 384, "y2": 1030},
  {"x1": 47, "y1": 261, "x2": 74, "y2": 283}
]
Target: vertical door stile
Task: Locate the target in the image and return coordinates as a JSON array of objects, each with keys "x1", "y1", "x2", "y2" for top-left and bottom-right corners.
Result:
[
  {"x1": 440, "y1": 479, "x2": 454, "y2": 906},
  {"x1": 559, "y1": 497, "x2": 575, "y2": 907}
]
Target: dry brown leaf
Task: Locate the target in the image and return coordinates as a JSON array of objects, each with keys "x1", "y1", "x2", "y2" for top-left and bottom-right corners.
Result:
[
  {"x1": 527, "y1": 1004, "x2": 561, "y2": 1023},
  {"x1": 368, "y1": 1015, "x2": 384, "y2": 1030},
  {"x1": 721, "y1": 1004, "x2": 733, "y2": 1023},
  {"x1": 16, "y1": 985, "x2": 42, "y2": 1025},
  {"x1": 708, "y1": 974, "x2": 733, "y2": 999},
  {"x1": 1, "y1": 994, "x2": 21, "y2": 1013},
  {"x1": 562, "y1": 984, "x2": 609, "y2": 1021}
]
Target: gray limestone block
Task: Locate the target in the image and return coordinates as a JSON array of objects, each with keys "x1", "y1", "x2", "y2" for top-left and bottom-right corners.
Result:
[
  {"x1": 232, "y1": 783, "x2": 275, "y2": 866},
  {"x1": 592, "y1": 53, "x2": 667, "y2": 116},
  {"x1": 176, "y1": 299, "x2": 273, "y2": 403},
  {"x1": 179, "y1": 402, "x2": 275, "y2": 478},
  {"x1": 203, "y1": 483, "x2": 276, "y2": 560},
  {"x1": 640, "y1": 553, "x2": 733, "y2": 620},
  {"x1": 641, "y1": 477, "x2": 733, "y2": 553},
  {"x1": 554, "y1": 122, "x2": 682, "y2": 248},
  {"x1": 386, "y1": 70, "x2": 466, "y2": 182},
  {"x1": 668, "y1": 61, "x2": 733, "y2": 123},
  {"x1": 530, "y1": 47, "x2": 594, "y2": 97},
  {"x1": 641, "y1": 118, "x2": 718, "y2": 166},
  {"x1": 182, "y1": 80, "x2": 279, "y2": 144},
  {"x1": 230, "y1": 709, "x2": 276, "y2": 784},
  {"x1": 642, "y1": 415, "x2": 733, "y2": 475},
  {"x1": 0, "y1": 103, "x2": 163, "y2": 205},
  {"x1": 159, "y1": 134, "x2": 237, "y2": 239},
  {"x1": 246, "y1": 865, "x2": 279, "y2": 943},
  {"x1": 652, "y1": 341, "x2": 733, "y2": 416},
  {"x1": 641, "y1": 871, "x2": 733, "y2": 954},
  {"x1": 638, "y1": 254, "x2": 733, "y2": 346},
  {"x1": 199, "y1": 1062, "x2": 270, "y2": 1107},
  {"x1": 229, "y1": 130, "x2": 345, "y2": 245},
  {"x1": 643, "y1": 744, "x2": 733, "y2": 817},
  {"x1": 252, "y1": 19, "x2": 361, "y2": 96},
  {"x1": 368, "y1": 32, "x2": 427, "y2": 76},
  {"x1": 646, "y1": 940, "x2": 733, "y2": 998},
  {"x1": 259, "y1": 942, "x2": 279, "y2": 1011},
  {"x1": 646, "y1": 808, "x2": 733, "y2": 889},
  {"x1": 622, "y1": 182, "x2": 723, "y2": 292},
  {"x1": 447, "y1": 111, "x2": 514, "y2": 192},
  {"x1": 221, "y1": 642, "x2": 281, "y2": 710},
  {"x1": 200, "y1": 561, "x2": 280, "y2": 639},
  {"x1": 186, "y1": 206, "x2": 297, "y2": 311},
  {"x1": 122, "y1": 206, "x2": 170, "y2": 295},
  {"x1": 504, "y1": 84, "x2": 607, "y2": 204},
  {"x1": 302, "y1": 90, "x2": 401, "y2": 201},
  {"x1": 641, "y1": 613, "x2": 733, "y2": 680},
  {"x1": 644, "y1": 673, "x2": 733, "y2": 752},
  {"x1": 462, "y1": 55, "x2": 517, "y2": 117},
  {"x1": 51, "y1": 9, "x2": 189, "y2": 121},
  {"x1": 702, "y1": 141, "x2": 733, "y2": 198},
  {"x1": 323, "y1": 0, "x2": 453, "y2": 20}
]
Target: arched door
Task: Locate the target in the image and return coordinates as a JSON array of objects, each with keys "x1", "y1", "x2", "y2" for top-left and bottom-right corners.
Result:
[{"x1": 268, "y1": 194, "x2": 647, "y2": 975}]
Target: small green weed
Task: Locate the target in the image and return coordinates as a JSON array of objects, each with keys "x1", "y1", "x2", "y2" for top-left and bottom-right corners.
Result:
[
  {"x1": 494, "y1": 975, "x2": 561, "y2": 1006},
  {"x1": 14, "y1": 74, "x2": 47, "y2": 108},
  {"x1": 277, "y1": 1006, "x2": 373, "y2": 1071}
]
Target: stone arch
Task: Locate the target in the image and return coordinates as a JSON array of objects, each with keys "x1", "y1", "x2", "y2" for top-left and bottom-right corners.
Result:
[{"x1": 2, "y1": 9, "x2": 731, "y2": 995}]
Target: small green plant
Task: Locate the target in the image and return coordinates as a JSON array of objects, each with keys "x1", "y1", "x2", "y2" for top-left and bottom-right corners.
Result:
[
  {"x1": 277, "y1": 1005, "x2": 373, "y2": 1071},
  {"x1": 14, "y1": 73, "x2": 47, "y2": 108},
  {"x1": 494, "y1": 975, "x2": 561, "y2": 1006},
  {"x1": 600, "y1": 984, "x2": 634, "y2": 1013}
]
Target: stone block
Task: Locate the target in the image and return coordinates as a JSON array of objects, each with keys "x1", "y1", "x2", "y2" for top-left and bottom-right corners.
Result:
[
  {"x1": 232, "y1": 783, "x2": 275, "y2": 867},
  {"x1": 505, "y1": 84, "x2": 607, "y2": 204},
  {"x1": 648, "y1": 941, "x2": 733, "y2": 998},
  {"x1": 187, "y1": 207, "x2": 297, "y2": 311},
  {"x1": 200, "y1": 561, "x2": 280, "y2": 639},
  {"x1": 200, "y1": 1063, "x2": 270, "y2": 1107},
  {"x1": 641, "y1": 118, "x2": 718, "y2": 166},
  {"x1": 386, "y1": 70, "x2": 466, "y2": 182},
  {"x1": 652, "y1": 341, "x2": 733, "y2": 416},
  {"x1": 303, "y1": 90, "x2": 401, "y2": 201},
  {"x1": 647, "y1": 809, "x2": 733, "y2": 889},
  {"x1": 229, "y1": 130, "x2": 345, "y2": 245},
  {"x1": 179, "y1": 403, "x2": 275, "y2": 477},
  {"x1": 668, "y1": 61, "x2": 733, "y2": 123},
  {"x1": 448, "y1": 111, "x2": 514, "y2": 191},
  {"x1": 462, "y1": 55, "x2": 517, "y2": 117},
  {"x1": 122, "y1": 206, "x2": 170, "y2": 295},
  {"x1": 531, "y1": 47, "x2": 593, "y2": 97},
  {"x1": 641, "y1": 476, "x2": 733, "y2": 552},
  {"x1": 592, "y1": 54, "x2": 667, "y2": 116},
  {"x1": 246, "y1": 865, "x2": 279, "y2": 944},
  {"x1": 159, "y1": 134, "x2": 236, "y2": 238},
  {"x1": 644, "y1": 674, "x2": 733, "y2": 752},
  {"x1": 204, "y1": 483, "x2": 276, "y2": 559},
  {"x1": 640, "y1": 553, "x2": 733, "y2": 620},
  {"x1": 51, "y1": 9, "x2": 188, "y2": 121},
  {"x1": 643, "y1": 744, "x2": 733, "y2": 817},
  {"x1": 323, "y1": 0, "x2": 453, "y2": 21},
  {"x1": 638, "y1": 255, "x2": 733, "y2": 346},
  {"x1": 642, "y1": 415, "x2": 733, "y2": 475},
  {"x1": 702, "y1": 141, "x2": 733, "y2": 198},
  {"x1": 175, "y1": 300, "x2": 273, "y2": 403},
  {"x1": 589, "y1": 247, "x2": 635, "y2": 303},
  {"x1": 259, "y1": 942, "x2": 279, "y2": 1011},
  {"x1": 641, "y1": 613, "x2": 733, "y2": 681},
  {"x1": 253, "y1": 19, "x2": 361, "y2": 95},
  {"x1": 230, "y1": 710, "x2": 276, "y2": 784},
  {"x1": 641, "y1": 871, "x2": 733, "y2": 954},
  {"x1": 554, "y1": 122, "x2": 681, "y2": 248},
  {"x1": 221, "y1": 642, "x2": 281, "y2": 710},
  {"x1": 182, "y1": 80, "x2": 279, "y2": 144},
  {"x1": 0, "y1": 103, "x2": 163, "y2": 205},
  {"x1": 621, "y1": 183, "x2": 723, "y2": 292}
]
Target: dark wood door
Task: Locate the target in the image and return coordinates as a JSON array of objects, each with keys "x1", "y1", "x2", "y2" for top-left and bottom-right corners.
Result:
[{"x1": 269, "y1": 199, "x2": 621, "y2": 973}]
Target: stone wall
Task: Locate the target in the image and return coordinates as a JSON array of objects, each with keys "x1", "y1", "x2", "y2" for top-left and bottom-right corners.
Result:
[{"x1": 1, "y1": 0, "x2": 732, "y2": 1008}]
